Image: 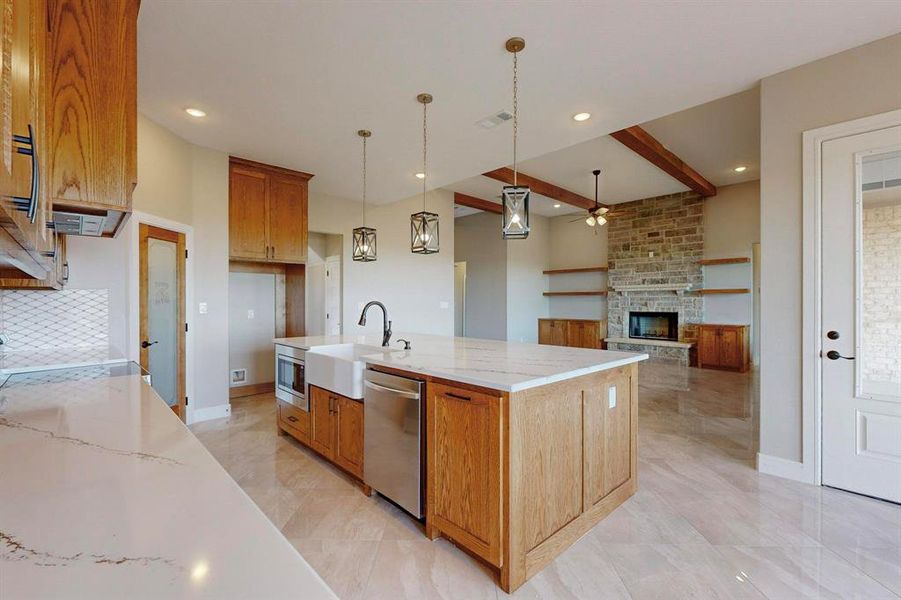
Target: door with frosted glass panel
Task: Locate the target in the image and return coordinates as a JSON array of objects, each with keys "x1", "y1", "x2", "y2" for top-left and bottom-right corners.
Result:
[{"x1": 139, "y1": 224, "x2": 186, "y2": 420}]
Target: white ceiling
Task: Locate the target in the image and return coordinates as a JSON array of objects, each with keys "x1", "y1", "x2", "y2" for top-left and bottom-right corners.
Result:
[
  {"x1": 138, "y1": 2, "x2": 901, "y2": 205},
  {"x1": 447, "y1": 87, "x2": 760, "y2": 216}
]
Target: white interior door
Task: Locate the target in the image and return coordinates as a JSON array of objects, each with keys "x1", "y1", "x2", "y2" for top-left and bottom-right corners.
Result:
[
  {"x1": 821, "y1": 125, "x2": 901, "y2": 502},
  {"x1": 306, "y1": 263, "x2": 326, "y2": 336},
  {"x1": 325, "y1": 256, "x2": 341, "y2": 335}
]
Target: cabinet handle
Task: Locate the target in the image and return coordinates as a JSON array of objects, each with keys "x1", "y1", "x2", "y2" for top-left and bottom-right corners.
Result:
[
  {"x1": 62, "y1": 262, "x2": 69, "y2": 283},
  {"x1": 445, "y1": 391, "x2": 471, "y2": 402},
  {"x1": 11, "y1": 124, "x2": 38, "y2": 224},
  {"x1": 287, "y1": 415, "x2": 298, "y2": 423},
  {"x1": 271, "y1": 245, "x2": 275, "y2": 258}
]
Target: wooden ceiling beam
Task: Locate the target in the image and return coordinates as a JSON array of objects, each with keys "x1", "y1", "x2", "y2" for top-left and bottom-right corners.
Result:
[
  {"x1": 453, "y1": 192, "x2": 503, "y2": 215},
  {"x1": 609, "y1": 126, "x2": 717, "y2": 197},
  {"x1": 481, "y1": 167, "x2": 600, "y2": 211}
]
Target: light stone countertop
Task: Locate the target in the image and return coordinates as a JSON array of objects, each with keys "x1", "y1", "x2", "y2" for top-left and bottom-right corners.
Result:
[
  {"x1": 0, "y1": 370, "x2": 336, "y2": 599},
  {"x1": 275, "y1": 333, "x2": 648, "y2": 392}
]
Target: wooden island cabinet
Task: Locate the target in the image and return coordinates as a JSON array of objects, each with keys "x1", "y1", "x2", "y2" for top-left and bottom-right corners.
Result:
[{"x1": 421, "y1": 363, "x2": 638, "y2": 593}]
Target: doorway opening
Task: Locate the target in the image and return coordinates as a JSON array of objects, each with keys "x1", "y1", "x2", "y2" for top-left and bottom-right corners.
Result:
[
  {"x1": 306, "y1": 232, "x2": 343, "y2": 336},
  {"x1": 139, "y1": 224, "x2": 187, "y2": 421}
]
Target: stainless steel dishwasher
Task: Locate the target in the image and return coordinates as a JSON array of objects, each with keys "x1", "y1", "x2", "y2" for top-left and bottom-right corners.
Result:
[{"x1": 363, "y1": 369, "x2": 424, "y2": 519}]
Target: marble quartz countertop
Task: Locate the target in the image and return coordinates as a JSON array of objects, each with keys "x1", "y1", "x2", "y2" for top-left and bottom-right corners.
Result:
[
  {"x1": 0, "y1": 370, "x2": 336, "y2": 599},
  {"x1": 275, "y1": 333, "x2": 648, "y2": 392}
]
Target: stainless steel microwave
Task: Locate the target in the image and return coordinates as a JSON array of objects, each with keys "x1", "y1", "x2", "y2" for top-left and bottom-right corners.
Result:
[{"x1": 275, "y1": 345, "x2": 307, "y2": 411}]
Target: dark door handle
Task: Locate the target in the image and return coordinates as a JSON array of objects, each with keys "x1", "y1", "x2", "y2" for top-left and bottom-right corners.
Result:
[
  {"x1": 825, "y1": 350, "x2": 855, "y2": 360},
  {"x1": 141, "y1": 340, "x2": 159, "y2": 349}
]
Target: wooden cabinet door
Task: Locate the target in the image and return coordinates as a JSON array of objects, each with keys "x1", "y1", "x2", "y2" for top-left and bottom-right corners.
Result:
[
  {"x1": 47, "y1": 0, "x2": 138, "y2": 209},
  {"x1": 697, "y1": 326, "x2": 720, "y2": 368},
  {"x1": 229, "y1": 167, "x2": 269, "y2": 260},
  {"x1": 583, "y1": 370, "x2": 632, "y2": 507},
  {"x1": 268, "y1": 174, "x2": 307, "y2": 263},
  {"x1": 538, "y1": 319, "x2": 567, "y2": 346},
  {"x1": 0, "y1": 0, "x2": 38, "y2": 252},
  {"x1": 333, "y1": 395, "x2": 364, "y2": 479},
  {"x1": 567, "y1": 320, "x2": 601, "y2": 349},
  {"x1": 718, "y1": 327, "x2": 743, "y2": 370},
  {"x1": 309, "y1": 386, "x2": 335, "y2": 459},
  {"x1": 428, "y1": 382, "x2": 502, "y2": 567}
]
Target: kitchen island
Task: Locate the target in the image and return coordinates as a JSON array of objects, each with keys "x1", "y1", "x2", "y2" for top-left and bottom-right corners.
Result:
[{"x1": 275, "y1": 333, "x2": 648, "y2": 593}]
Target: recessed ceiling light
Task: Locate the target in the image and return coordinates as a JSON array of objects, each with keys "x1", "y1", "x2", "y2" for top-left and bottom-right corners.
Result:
[
  {"x1": 415, "y1": 172, "x2": 425, "y2": 179},
  {"x1": 553, "y1": 203, "x2": 561, "y2": 208},
  {"x1": 185, "y1": 108, "x2": 206, "y2": 118},
  {"x1": 572, "y1": 112, "x2": 591, "y2": 122},
  {"x1": 734, "y1": 166, "x2": 747, "y2": 173}
]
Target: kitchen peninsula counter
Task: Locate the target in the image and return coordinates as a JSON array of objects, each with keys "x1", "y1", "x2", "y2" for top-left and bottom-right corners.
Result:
[
  {"x1": 0, "y1": 367, "x2": 336, "y2": 599},
  {"x1": 277, "y1": 333, "x2": 647, "y2": 592}
]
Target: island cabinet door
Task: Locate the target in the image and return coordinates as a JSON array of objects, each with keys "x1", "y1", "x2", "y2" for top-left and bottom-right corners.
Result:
[
  {"x1": 309, "y1": 385, "x2": 335, "y2": 459},
  {"x1": 427, "y1": 382, "x2": 502, "y2": 567},
  {"x1": 333, "y1": 395, "x2": 364, "y2": 479},
  {"x1": 583, "y1": 369, "x2": 633, "y2": 507}
]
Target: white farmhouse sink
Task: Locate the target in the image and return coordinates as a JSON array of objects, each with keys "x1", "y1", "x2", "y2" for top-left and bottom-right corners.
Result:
[{"x1": 306, "y1": 344, "x2": 394, "y2": 400}]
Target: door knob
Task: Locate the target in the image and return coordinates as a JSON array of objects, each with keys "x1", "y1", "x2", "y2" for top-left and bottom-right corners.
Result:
[
  {"x1": 825, "y1": 350, "x2": 855, "y2": 360},
  {"x1": 141, "y1": 340, "x2": 159, "y2": 349},
  {"x1": 826, "y1": 330, "x2": 840, "y2": 340}
]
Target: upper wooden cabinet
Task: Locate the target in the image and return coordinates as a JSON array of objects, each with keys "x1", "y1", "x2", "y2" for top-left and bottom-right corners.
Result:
[
  {"x1": 697, "y1": 324, "x2": 750, "y2": 372},
  {"x1": 229, "y1": 157, "x2": 311, "y2": 264},
  {"x1": 46, "y1": 0, "x2": 138, "y2": 233}
]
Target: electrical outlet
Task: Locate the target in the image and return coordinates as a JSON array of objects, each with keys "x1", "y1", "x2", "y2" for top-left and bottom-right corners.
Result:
[
  {"x1": 648, "y1": 251, "x2": 654, "y2": 258},
  {"x1": 247, "y1": 309, "x2": 255, "y2": 319},
  {"x1": 608, "y1": 386, "x2": 617, "y2": 409},
  {"x1": 198, "y1": 302, "x2": 208, "y2": 314}
]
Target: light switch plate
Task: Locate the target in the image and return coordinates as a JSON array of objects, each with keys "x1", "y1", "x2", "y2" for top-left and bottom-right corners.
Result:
[
  {"x1": 608, "y1": 386, "x2": 616, "y2": 409},
  {"x1": 247, "y1": 309, "x2": 255, "y2": 319},
  {"x1": 198, "y1": 302, "x2": 208, "y2": 314},
  {"x1": 440, "y1": 301, "x2": 449, "y2": 309}
]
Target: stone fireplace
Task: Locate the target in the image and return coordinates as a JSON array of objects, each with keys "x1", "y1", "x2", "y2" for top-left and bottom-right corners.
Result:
[{"x1": 604, "y1": 191, "x2": 704, "y2": 364}]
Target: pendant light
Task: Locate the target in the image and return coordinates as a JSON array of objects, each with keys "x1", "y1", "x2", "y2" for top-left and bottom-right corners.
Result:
[
  {"x1": 352, "y1": 130, "x2": 377, "y2": 262},
  {"x1": 411, "y1": 93, "x2": 439, "y2": 254},
  {"x1": 502, "y1": 37, "x2": 530, "y2": 240}
]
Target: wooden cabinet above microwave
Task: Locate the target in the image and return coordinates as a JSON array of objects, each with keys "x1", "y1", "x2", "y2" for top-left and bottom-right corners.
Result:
[{"x1": 229, "y1": 157, "x2": 312, "y2": 264}]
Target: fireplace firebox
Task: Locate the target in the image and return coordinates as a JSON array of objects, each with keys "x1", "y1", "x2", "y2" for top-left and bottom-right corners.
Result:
[{"x1": 629, "y1": 311, "x2": 678, "y2": 342}]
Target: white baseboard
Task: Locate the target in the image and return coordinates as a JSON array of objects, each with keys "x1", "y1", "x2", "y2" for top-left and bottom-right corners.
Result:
[
  {"x1": 191, "y1": 403, "x2": 231, "y2": 424},
  {"x1": 756, "y1": 452, "x2": 814, "y2": 484}
]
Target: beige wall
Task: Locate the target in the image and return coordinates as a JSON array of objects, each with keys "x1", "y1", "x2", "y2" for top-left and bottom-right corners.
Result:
[
  {"x1": 506, "y1": 214, "x2": 549, "y2": 343},
  {"x1": 703, "y1": 180, "x2": 760, "y2": 328},
  {"x1": 66, "y1": 115, "x2": 230, "y2": 417},
  {"x1": 308, "y1": 189, "x2": 455, "y2": 338},
  {"x1": 229, "y1": 272, "x2": 276, "y2": 386},
  {"x1": 453, "y1": 212, "x2": 507, "y2": 340},
  {"x1": 547, "y1": 214, "x2": 609, "y2": 321},
  {"x1": 760, "y1": 32, "x2": 901, "y2": 461}
]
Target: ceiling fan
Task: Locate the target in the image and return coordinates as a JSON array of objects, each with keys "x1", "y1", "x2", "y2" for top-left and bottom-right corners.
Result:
[{"x1": 570, "y1": 169, "x2": 610, "y2": 228}]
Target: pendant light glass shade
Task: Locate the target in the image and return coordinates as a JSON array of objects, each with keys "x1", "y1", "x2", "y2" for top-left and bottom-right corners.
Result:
[
  {"x1": 411, "y1": 211, "x2": 439, "y2": 254},
  {"x1": 352, "y1": 226, "x2": 377, "y2": 261},
  {"x1": 502, "y1": 37, "x2": 530, "y2": 240},
  {"x1": 502, "y1": 185, "x2": 530, "y2": 239},
  {"x1": 353, "y1": 129, "x2": 376, "y2": 262},
  {"x1": 411, "y1": 93, "x2": 439, "y2": 254}
]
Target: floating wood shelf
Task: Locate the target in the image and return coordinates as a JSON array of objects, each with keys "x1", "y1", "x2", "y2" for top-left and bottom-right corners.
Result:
[
  {"x1": 543, "y1": 290, "x2": 608, "y2": 297},
  {"x1": 698, "y1": 257, "x2": 751, "y2": 266},
  {"x1": 696, "y1": 288, "x2": 751, "y2": 295},
  {"x1": 543, "y1": 266, "x2": 608, "y2": 275}
]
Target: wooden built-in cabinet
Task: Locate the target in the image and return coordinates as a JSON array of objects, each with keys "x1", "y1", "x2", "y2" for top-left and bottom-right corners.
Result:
[
  {"x1": 423, "y1": 364, "x2": 638, "y2": 593},
  {"x1": 0, "y1": 0, "x2": 139, "y2": 283},
  {"x1": 279, "y1": 385, "x2": 364, "y2": 482},
  {"x1": 538, "y1": 318, "x2": 607, "y2": 349},
  {"x1": 697, "y1": 324, "x2": 750, "y2": 372},
  {"x1": 229, "y1": 157, "x2": 311, "y2": 264},
  {"x1": 0, "y1": 232, "x2": 66, "y2": 289}
]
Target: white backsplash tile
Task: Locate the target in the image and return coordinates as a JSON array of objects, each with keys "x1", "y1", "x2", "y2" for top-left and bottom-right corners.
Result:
[{"x1": 0, "y1": 289, "x2": 109, "y2": 351}]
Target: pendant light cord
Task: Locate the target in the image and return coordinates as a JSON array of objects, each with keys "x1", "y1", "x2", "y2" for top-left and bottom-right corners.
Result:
[
  {"x1": 422, "y1": 100, "x2": 428, "y2": 211},
  {"x1": 512, "y1": 50, "x2": 518, "y2": 187},
  {"x1": 361, "y1": 135, "x2": 367, "y2": 225}
]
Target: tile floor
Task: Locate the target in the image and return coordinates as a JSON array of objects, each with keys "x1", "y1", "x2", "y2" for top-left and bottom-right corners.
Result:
[{"x1": 191, "y1": 362, "x2": 901, "y2": 599}]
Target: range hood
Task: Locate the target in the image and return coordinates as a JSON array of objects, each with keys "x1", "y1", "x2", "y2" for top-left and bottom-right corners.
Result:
[{"x1": 51, "y1": 211, "x2": 107, "y2": 236}]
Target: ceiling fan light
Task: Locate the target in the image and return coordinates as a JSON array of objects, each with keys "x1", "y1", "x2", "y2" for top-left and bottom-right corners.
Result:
[
  {"x1": 586, "y1": 215, "x2": 596, "y2": 226},
  {"x1": 596, "y1": 216, "x2": 607, "y2": 226},
  {"x1": 597, "y1": 207, "x2": 609, "y2": 215}
]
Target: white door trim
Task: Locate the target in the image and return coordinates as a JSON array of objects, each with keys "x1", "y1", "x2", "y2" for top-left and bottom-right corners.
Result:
[
  {"x1": 800, "y1": 108, "x2": 901, "y2": 485},
  {"x1": 126, "y1": 211, "x2": 196, "y2": 425}
]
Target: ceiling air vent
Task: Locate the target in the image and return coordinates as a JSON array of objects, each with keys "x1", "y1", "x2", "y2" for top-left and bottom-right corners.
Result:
[{"x1": 475, "y1": 110, "x2": 513, "y2": 130}]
